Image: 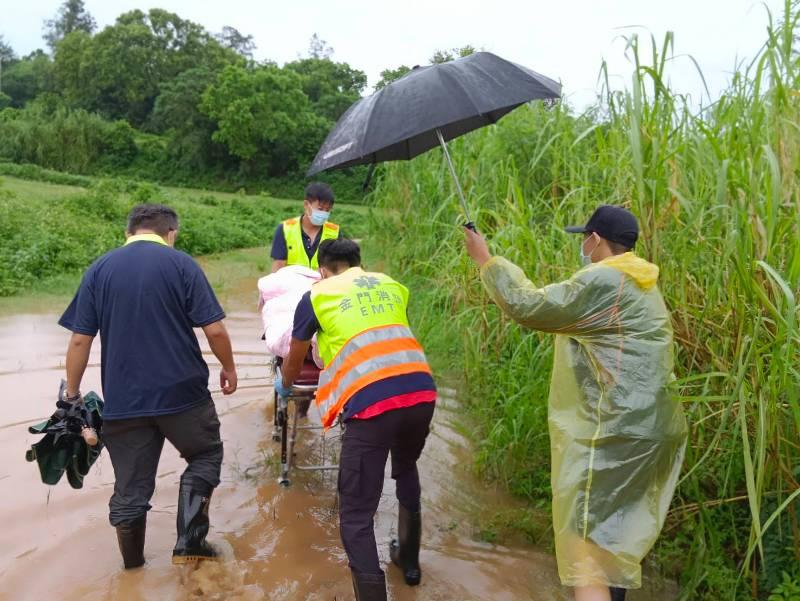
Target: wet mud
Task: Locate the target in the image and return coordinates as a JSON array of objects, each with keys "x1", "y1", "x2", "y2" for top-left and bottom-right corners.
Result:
[{"x1": 0, "y1": 289, "x2": 677, "y2": 601}]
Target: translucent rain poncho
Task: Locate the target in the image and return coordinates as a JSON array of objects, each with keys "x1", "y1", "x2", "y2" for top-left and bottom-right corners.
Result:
[{"x1": 480, "y1": 252, "x2": 688, "y2": 589}]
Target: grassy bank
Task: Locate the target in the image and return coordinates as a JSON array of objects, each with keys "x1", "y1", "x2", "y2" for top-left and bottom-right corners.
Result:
[
  {"x1": 0, "y1": 175, "x2": 369, "y2": 297},
  {"x1": 370, "y1": 5, "x2": 800, "y2": 601},
  {"x1": 0, "y1": 160, "x2": 371, "y2": 205}
]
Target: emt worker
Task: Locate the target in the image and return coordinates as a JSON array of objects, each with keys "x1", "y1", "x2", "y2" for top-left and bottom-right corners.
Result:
[
  {"x1": 463, "y1": 206, "x2": 687, "y2": 601},
  {"x1": 276, "y1": 239, "x2": 436, "y2": 601},
  {"x1": 59, "y1": 204, "x2": 238, "y2": 569},
  {"x1": 270, "y1": 181, "x2": 341, "y2": 272}
]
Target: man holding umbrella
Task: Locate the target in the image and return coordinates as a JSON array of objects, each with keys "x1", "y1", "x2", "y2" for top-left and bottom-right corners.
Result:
[{"x1": 462, "y1": 206, "x2": 687, "y2": 601}]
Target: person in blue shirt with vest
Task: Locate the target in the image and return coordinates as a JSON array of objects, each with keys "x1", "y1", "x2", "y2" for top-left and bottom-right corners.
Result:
[
  {"x1": 58, "y1": 204, "x2": 238, "y2": 570},
  {"x1": 270, "y1": 182, "x2": 341, "y2": 272},
  {"x1": 277, "y1": 239, "x2": 436, "y2": 601}
]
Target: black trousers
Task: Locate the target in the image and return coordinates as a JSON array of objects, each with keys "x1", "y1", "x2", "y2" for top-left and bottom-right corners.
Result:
[
  {"x1": 102, "y1": 399, "x2": 223, "y2": 526},
  {"x1": 338, "y1": 401, "x2": 435, "y2": 575}
]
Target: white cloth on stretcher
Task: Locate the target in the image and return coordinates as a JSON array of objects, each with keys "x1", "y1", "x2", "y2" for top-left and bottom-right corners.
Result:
[{"x1": 257, "y1": 265, "x2": 323, "y2": 367}]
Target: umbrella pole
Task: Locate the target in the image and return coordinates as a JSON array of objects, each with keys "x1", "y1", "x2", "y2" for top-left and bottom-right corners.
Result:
[{"x1": 436, "y1": 129, "x2": 476, "y2": 230}]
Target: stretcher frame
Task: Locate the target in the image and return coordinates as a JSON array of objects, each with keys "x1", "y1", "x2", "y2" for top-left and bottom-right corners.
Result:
[{"x1": 270, "y1": 357, "x2": 341, "y2": 486}]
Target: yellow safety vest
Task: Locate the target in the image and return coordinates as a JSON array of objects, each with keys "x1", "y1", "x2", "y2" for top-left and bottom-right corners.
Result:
[
  {"x1": 283, "y1": 217, "x2": 340, "y2": 269},
  {"x1": 310, "y1": 267, "x2": 431, "y2": 428}
]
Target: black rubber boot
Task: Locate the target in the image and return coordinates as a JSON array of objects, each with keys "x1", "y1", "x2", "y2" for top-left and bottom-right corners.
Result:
[
  {"x1": 116, "y1": 514, "x2": 146, "y2": 569},
  {"x1": 389, "y1": 504, "x2": 422, "y2": 585},
  {"x1": 172, "y1": 476, "x2": 219, "y2": 564},
  {"x1": 351, "y1": 570, "x2": 387, "y2": 601},
  {"x1": 610, "y1": 587, "x2": 627, "y2": 601}
]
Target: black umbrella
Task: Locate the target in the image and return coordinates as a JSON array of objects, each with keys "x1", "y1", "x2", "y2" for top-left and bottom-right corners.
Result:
[{"x1": 307, "y1": 51, "x2": 561, "y2": 226}]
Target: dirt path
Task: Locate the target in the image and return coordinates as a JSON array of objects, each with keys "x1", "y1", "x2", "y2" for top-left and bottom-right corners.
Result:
[{"x1": 0, "y1": 293, "x2": 677, "y2": 600}]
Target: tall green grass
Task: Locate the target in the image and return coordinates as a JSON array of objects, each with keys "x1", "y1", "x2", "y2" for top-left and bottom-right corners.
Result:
[{"x1": 370, "y1": 3, "x2": 800, "y2": 599}]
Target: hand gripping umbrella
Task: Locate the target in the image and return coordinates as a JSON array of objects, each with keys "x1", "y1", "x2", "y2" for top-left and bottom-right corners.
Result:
[
  {"x1": 307, "y1": 51, "x2": 561, "y2": 229},
  {"x1": 25, "y1": 380, "x2": 104, "y2": 489}
]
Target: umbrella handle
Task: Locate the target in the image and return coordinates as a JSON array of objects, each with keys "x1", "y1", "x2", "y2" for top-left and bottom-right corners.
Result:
[{"x1": 436, "y1": 129, "x2": 475, "y2": 226}]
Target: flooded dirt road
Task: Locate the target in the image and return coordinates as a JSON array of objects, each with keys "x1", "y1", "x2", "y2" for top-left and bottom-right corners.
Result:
[{"x1": 0, "y1": 280, "x2": 677, "y2": 601}]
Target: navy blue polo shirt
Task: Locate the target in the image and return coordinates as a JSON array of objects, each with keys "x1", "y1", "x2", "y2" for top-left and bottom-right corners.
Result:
[
  {"x1": 270, "y1": 216, "x2": 342, "y2": 261},
  {"x1": 292, "y1": 291, "x2": 436, "y2": 421},
  {"x1": 59, "y1": 237, "x2": 225, "y2": 420}
]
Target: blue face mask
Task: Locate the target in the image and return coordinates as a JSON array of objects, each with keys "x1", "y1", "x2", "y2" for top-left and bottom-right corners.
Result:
[
  {"x1": 310, "y1": 209, "x2": 330, "y2": 226},
  {"x1": 580, "y1": 237, "x2": 598, "y2": 266}
]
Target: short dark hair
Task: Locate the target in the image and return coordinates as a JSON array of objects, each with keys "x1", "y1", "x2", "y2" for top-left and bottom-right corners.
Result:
[
  {"x1": 606, "y1": 238, "x2": 633, "y2": 255},
  {"x1": 318, "y1": 238, "x2": 360, "y2": 271},
  {"x1": 127, "y1": 204, "x2": 179, "y2": 236},
  {"x1": 305, "y1": 182, "x2": 334, "y2": 204}
]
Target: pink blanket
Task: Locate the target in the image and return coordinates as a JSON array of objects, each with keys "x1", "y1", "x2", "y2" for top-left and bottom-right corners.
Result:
[{"x1": 257, "y1": 266, "x2": 323, "y2": 366}]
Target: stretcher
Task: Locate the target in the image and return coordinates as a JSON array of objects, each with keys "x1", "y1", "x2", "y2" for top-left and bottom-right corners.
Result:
[{"x1": 271, "y1": 356, "x2": 341, "y2": 486}]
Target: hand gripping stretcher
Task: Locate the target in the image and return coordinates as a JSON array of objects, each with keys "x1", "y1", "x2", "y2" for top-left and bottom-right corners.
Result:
[{"x1": 271, "y1": 356, "x2": 341, "y2": 486}]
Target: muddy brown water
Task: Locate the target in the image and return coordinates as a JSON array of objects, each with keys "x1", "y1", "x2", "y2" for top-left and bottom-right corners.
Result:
[{"x1": 0, "y1": 287, "x2": 677, "y2": 601}]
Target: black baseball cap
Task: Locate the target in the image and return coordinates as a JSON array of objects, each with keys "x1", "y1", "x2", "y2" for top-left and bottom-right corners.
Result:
[{"x1": 565, "y1": 205, "x2": 639, "y2": 248}]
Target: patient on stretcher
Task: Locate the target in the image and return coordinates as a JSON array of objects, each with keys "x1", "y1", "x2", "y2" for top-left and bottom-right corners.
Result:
[{"x1": 257, "y1": 265, "x2": 324, "y2": 367}]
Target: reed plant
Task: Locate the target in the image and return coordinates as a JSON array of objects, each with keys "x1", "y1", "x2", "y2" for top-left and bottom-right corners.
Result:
[{"x1": 369, "y1": 3, "x2": 800, "y2": 598}]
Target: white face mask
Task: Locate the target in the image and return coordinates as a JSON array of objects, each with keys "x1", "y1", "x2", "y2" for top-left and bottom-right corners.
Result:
[{"x1": 580, "y1": 236, "x2": 599, "y2": 266}]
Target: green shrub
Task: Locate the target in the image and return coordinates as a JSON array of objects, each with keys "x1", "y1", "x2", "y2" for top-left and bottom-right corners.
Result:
[
  {"x1": 0, "y1": 175, "x2": 368, "y2": 296},
  {"x1": 768, "y1": 573, "x2": 800, "y2": 601},
  {"x1": 0, "y1": 106, "x2": 138, "y2": 173},
  {"x1": 0, "y1": 162, "x2": 92, "y2": 187}
]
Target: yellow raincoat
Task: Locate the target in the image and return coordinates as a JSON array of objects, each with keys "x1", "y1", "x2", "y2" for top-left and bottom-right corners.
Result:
[{"x1": 480, "y1": 252, "x2": 687, "y2": 589}]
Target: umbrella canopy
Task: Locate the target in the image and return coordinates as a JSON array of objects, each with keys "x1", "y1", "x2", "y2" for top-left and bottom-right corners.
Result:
[{"x1": 307, "y1": 51, "x2": 561, "y2": 176}]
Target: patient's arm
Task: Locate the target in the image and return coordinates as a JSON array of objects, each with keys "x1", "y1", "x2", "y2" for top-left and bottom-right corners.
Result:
[{"x1": 282, "y1": 337, "x2": 312, "y2": 388}]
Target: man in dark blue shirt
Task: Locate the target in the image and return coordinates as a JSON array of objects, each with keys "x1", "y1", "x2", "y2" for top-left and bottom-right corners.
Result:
[{"x1": 59, "y1": 204, "x2": 237, "y2": 570}]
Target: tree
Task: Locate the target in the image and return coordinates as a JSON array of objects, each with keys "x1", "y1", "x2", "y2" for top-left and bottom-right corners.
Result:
[
  {"x1": 43, "y1": 0, "x2": 96, "y2": 51},
  {"x1": 374, "y1": 46, "x2": 477, "y2": 91},
  {"x1": 216, "y1": 26, "x2": 255, "y2": 59},
  {"x1": 2, "y1": 50, "x2": 54, "y2": 107},
  {"x1": 150, "y1": 67, "x2": 228, "y2": 169},
  {"x1": 308, "y1": 34, "x2": 334, "y2": 60},
  {"x1": 53, "y1": 30, "x2": 94, "y2": 107},
  {"x1": 54, "y1": 9, "x2": 240, "y2": 125},
  {"x1": 54, "y1": 26, "x2": 159, "y2": 124},
  {"x1": 429, "y1": 45, "x2": 477, "y2": 64},
  {"x1": 0, "y1": 36, "x2": 15, "y2": 63},
  {"x1": 374, "y1": 65, "x2": 412, "y2": 90},
  {"x1": 285, "y1": 57, "x2": 366, "y2": 120},
  {"x1": 201, "y1": 64, "x2": 329, "y2": 175}
]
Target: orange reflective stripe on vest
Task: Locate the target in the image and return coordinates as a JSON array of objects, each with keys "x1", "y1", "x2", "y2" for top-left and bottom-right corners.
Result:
[
  {"x1": 315, "y1": 336, "x2": 424, "y2": 400},
  {"x1": 314, "y1": 324, "x2": 431, "y2": 429},
  {"x1": 319, "y1": 363, "x2": 432, "y2": 429}
]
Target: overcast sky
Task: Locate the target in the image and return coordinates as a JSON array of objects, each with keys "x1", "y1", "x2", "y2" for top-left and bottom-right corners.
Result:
[{"x1": 1, "y1": 0, "x2": 784, "y2": 110}]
